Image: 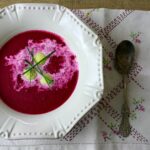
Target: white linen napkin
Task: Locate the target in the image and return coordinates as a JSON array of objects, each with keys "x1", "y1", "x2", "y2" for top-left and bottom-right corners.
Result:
[{"x1": 1, "y1": 8, "x2": 150, "y2": 150}]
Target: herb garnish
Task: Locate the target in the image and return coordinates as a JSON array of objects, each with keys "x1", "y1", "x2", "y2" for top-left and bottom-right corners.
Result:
[{"x1": 23, "y1": 47, "x2": 55, "y2": 86}]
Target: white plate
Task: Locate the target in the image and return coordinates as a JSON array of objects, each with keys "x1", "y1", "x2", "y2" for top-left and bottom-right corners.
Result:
[{"x1": 0, "y1": 3, "x2": 103, "y2": 139}]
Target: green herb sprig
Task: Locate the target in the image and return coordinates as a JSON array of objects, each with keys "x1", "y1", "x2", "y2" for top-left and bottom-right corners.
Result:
[
  {"x1": 23, "y1": 49, "x2": 56, "y2": 75},
  {"x1": 24, "y1": 60, "x2": 53, "y2": 87},
  {"x1": 23, "y1": 48, "x2": 55, "y2": 86}
]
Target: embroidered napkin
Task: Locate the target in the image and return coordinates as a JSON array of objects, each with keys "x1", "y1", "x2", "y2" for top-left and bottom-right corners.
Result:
[{"x1": 1, "y1": 8, "x2": 150, "y2": 150}]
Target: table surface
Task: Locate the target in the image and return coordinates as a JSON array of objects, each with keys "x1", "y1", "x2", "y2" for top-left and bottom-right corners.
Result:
[{"x1": 1, "y1": 0, "x2": 150, "y2": 10}]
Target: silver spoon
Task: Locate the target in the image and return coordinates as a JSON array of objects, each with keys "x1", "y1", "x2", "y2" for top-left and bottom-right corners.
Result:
[{"x1": 115, "y1": 40, "x2": 135, "y2": 137}]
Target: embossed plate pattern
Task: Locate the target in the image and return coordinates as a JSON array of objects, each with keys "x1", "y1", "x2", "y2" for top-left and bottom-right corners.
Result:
[{"x1": 0, "y1": 3, "x2": 103, "y2": 139}]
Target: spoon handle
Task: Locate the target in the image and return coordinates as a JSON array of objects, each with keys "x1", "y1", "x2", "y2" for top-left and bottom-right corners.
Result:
[{"x1": 119, "y1": 75, "x2": 131, "y2": 137}]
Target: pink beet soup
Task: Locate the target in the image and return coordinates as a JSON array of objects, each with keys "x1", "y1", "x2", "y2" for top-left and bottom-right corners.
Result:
[{"x1": 0, "y1": 30, "x2": 79, "y2": 114}]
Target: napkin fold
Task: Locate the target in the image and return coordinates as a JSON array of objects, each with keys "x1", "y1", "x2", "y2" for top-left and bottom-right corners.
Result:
[{"x1": 1, "y1": 8, "x2": 150, "y2": 150}]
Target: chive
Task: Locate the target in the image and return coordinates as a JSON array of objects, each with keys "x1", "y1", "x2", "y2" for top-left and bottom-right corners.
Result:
[
  {"x1": 26, "y1": 48, "x2": 34, "y2": 83},
  {"x1": 24, "y1": 60, "x2": 52, "y2": 87},
  {"x1": 23, "y1": 50, "x2": 55, "y2": 75},
  {"x1": 23, "y1": 47, "x2": 55, "y2": 87},
  {"x1": 26, "y1": 47, "x2": 34, "y2": 64},
  {"x1": 26, "y1": 48, "x2": 53, "y2": 87}
]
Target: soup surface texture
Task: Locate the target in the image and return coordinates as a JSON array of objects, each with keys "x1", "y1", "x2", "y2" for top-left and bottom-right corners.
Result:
[{"x1": 0, "y1": 30, "x2": 79, "y2": 114}]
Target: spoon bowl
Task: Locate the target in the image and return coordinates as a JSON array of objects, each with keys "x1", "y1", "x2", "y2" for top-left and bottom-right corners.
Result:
[{"x1": 115, "y1": 40, "x2": 135, "y2": 74}]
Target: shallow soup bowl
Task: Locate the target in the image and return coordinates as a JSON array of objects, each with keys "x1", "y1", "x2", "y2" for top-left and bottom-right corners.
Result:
[{"x1": 0, "y1": 3, "x2": 103, "y2": 139}]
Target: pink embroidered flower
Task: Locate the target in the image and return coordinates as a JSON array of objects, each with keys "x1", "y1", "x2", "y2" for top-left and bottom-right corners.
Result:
[
  {"x1": 135, "y1": 38, "x2": 141, "y2": 44},
  {"x1": 108, "y1": 52, "x2": 114, "y2": 60},
  {"x1": 101, "y1": 131, "x2": 111, "y2": 141},
  {"x1": 135, "y1": 104, "x2": 145, "y2": 112}
]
